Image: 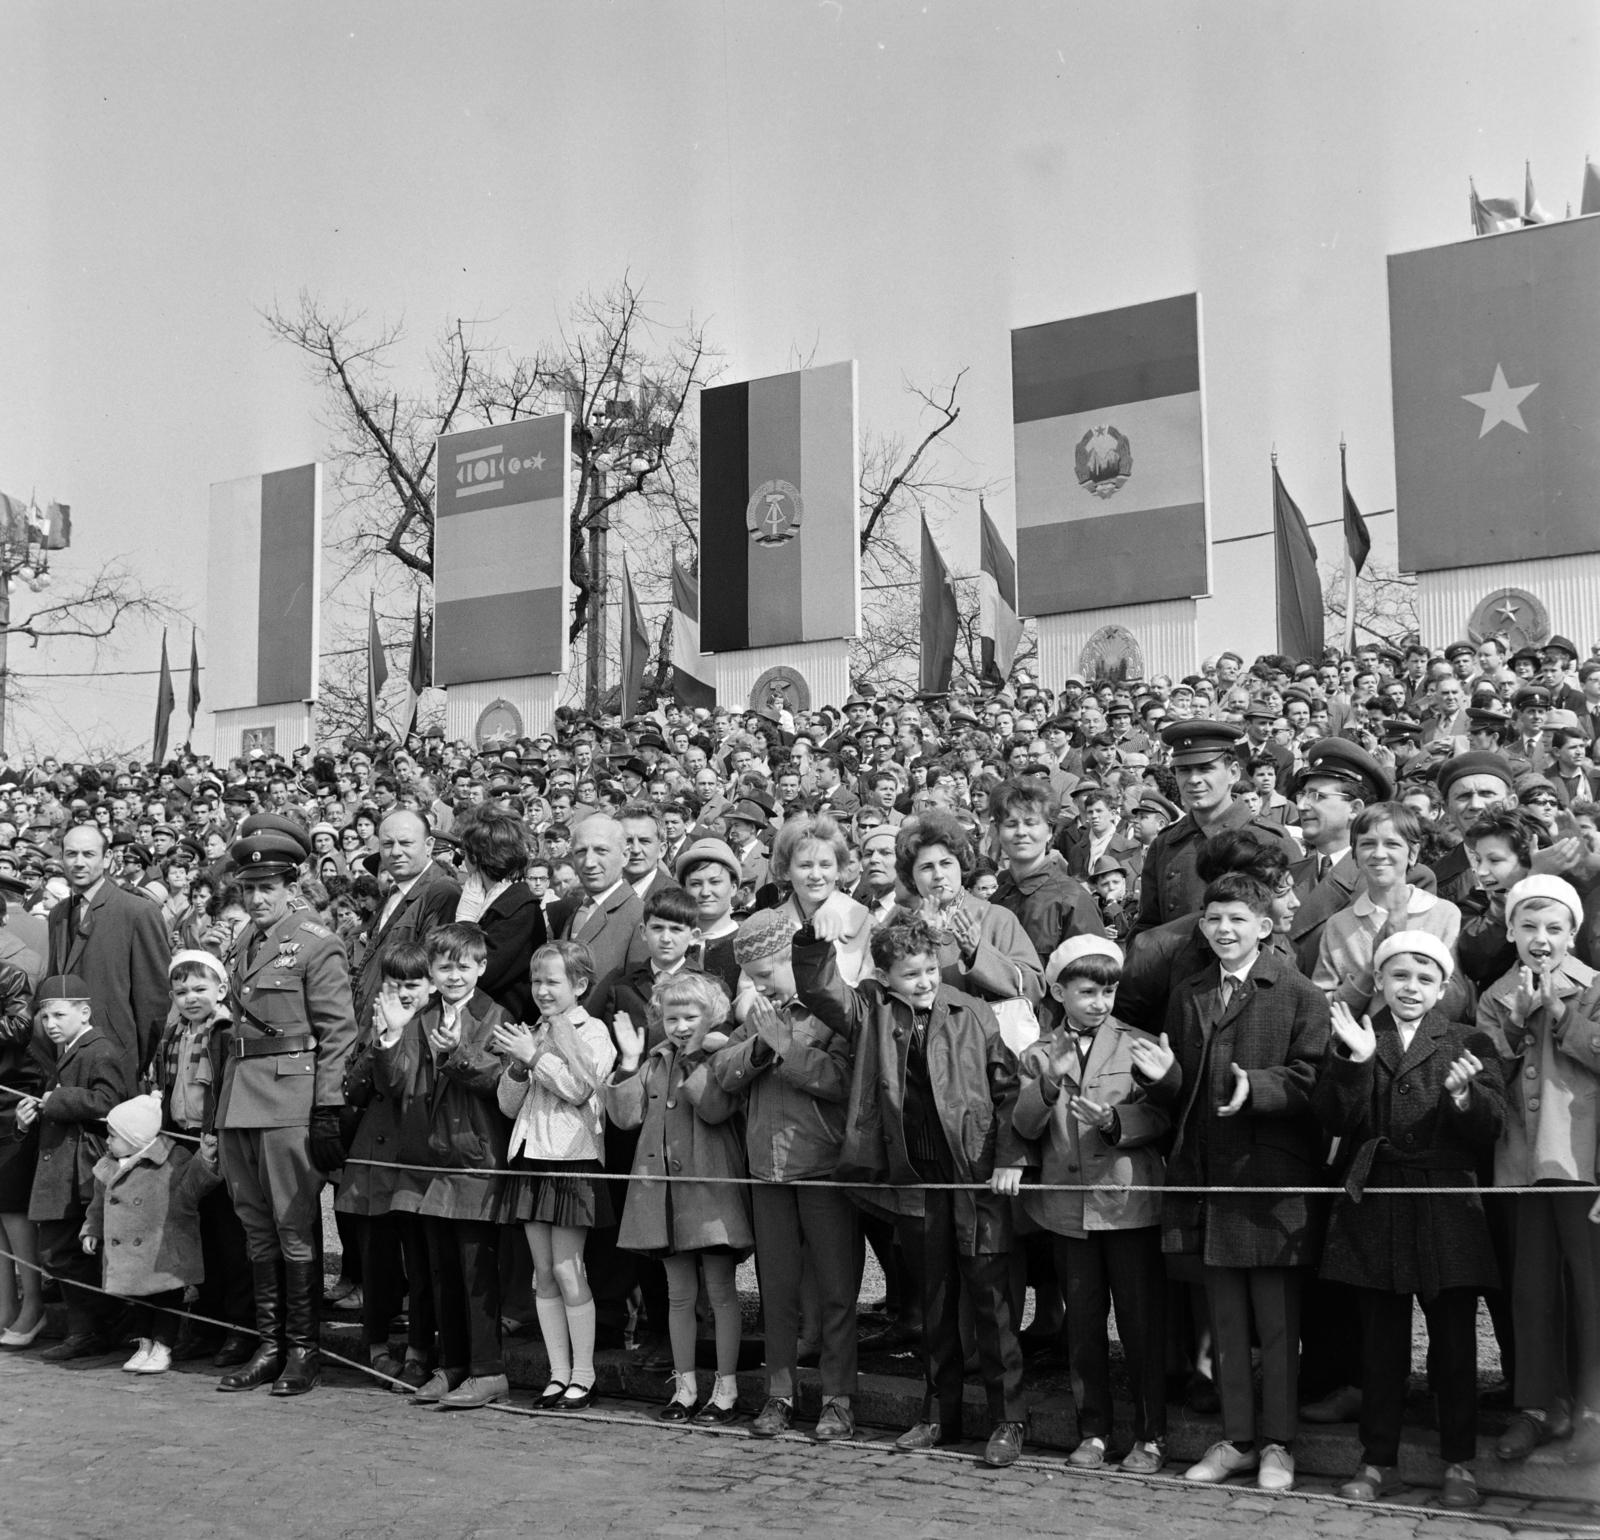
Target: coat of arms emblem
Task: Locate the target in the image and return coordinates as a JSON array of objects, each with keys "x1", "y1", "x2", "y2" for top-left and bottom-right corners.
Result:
[
  {"x1": 1074, "y1": 426, "x2": 1133, "y2": 499},
  {"x1": 746, "y1": 480, "x2": 803, "y2": 546}
]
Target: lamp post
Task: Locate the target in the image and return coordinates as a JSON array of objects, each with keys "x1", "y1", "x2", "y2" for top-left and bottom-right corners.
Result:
[{"x1": 0, "y1": 508, "x2": 53, "y2": 754}]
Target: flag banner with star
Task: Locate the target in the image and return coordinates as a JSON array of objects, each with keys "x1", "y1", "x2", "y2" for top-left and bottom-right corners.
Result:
[
  {"x1": 669, "y1": 559, "x2": 717, "y2": 711},
  {"x1": 1011, "y1": 293, "x2": 1209, "y2": 615},
  {"x1": 1389, "y1": 217, "x2": 1600, "y2": 572},
  {"x1": 698, "y1": 360, "x2": 860, "y2": 653},
  {"x1": 433, "y1": 412, "x2": 570, "y2": 685},
  {"x1": 205, "y1": 463, "x2": 322, "y2": 710}
]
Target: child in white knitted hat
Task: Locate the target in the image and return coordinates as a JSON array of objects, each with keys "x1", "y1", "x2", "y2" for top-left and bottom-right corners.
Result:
[{"x1": 81, "y1": 1092, "x2": 221, "y2": 1374}]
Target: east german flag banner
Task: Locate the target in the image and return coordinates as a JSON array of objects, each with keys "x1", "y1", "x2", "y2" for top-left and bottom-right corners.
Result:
[
  {"x1": 978, "y1": 498, "x2": 1023, "y2": 685},
  {"x1": 698, "y1": 360, "x2": 860, "y2": 652},
  {"x1": 1011, "y1": 295, "x2": 1209, "y2": 615},
  {"x1": 433, "y1": 413, "x2": 571, "y2": 685},
  {"x1": 1388, "y1": 216, "x2": 1600, "y2": 572},
  {"x1": 205, "y1": 463, "x2": 322, "y2": 710},
  {"x1": 670, "y1": 560, "x2": 717, "y2": 710}
]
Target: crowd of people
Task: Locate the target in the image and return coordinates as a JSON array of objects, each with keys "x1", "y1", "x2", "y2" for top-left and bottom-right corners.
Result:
[{"x1": 2, "y1": 623, "x2": 1600, "y2": 1509}]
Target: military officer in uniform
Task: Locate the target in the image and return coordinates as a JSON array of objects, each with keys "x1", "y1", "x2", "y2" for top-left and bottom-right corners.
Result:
[
  {"x1": 215, "y1": 815, "x2": 355, "y2": 1397},
  {"x1": 1132, "y1": 719, "x2": 1298, "y2": 937}
]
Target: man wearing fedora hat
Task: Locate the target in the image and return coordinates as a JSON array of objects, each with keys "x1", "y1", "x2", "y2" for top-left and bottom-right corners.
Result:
[{"x1": 214, "y1": 814, "x2": 357, "y2": 1398}]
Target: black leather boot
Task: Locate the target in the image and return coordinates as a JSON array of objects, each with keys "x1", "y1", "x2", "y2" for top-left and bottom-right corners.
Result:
[
  {"x1": 271, "y1": 1260, "x2": 322, "y2": 1396},
  {"x1": 217, "y1": 1261, "x2": 285, "y2": 1392}
]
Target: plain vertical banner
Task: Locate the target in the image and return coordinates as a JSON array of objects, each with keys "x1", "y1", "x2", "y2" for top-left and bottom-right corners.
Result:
[
  {"x1": 205, "y1": 463, "x2": 322, "y2": 711},
  {"x1": 1010, "y1": 294, "x2": 1210, "y2": 616},
  {"x1": 919, "y1": 516, "x2": 959, "y2": 693},
  {"x1": 697, "y1": 360, "x2": 860, "y2": 653},
  {"x1": 433, "y1": 413, "x2": 572, "y2": 685},
  {"x1": 1389, "y1": 217, "x2": 1600, "y2": 573},
  {"x1": 1271, "y1": 463, "x2": 1323, "y2": 662}
]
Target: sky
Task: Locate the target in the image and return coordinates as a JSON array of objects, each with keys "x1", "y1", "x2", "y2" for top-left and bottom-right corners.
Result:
[{"x1": 3, "y1": 0, "x2": 1597, "y2": 755}]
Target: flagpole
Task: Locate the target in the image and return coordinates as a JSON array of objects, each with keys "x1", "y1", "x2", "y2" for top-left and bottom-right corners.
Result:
[{"x1": 1340, "y1": 438, "x2": 1358, "y2": 657}]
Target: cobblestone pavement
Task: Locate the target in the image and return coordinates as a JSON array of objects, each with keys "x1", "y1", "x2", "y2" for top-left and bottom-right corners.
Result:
[{"x1": 0, "y1": 1353, "x2": 1596, "y2": 1540}]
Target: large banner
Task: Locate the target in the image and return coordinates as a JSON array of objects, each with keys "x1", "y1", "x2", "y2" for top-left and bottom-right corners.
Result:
[
  {"x1": 698, "y1": 360, "x2": 860, "y2": 653},
  {"x1": 1389, "y1": 216, "x2": 1600, "y2": 573},
  {"x1": 206, "y1": 463, "x2": 322, "y2": 710},
  {"x1": 1011, "y1": 294, "x2": 1209, "y2": 615},
  {"x1": 433, "y1": 413, "x2": 571, "y2": 685}
]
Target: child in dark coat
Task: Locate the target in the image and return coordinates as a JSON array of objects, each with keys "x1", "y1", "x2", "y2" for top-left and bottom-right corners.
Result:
[
  {"x1": 1313, "y1": 931, "x2": 1504, "y2": 1512},
  {"x1": 81, "y1": 1092, "x2": 222, "y2": 1374}
]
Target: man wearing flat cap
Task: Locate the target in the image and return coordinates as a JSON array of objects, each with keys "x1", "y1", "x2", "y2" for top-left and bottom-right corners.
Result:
[
  {"x1": 214, "y1": 813, "x2": 356, "y2": 1398},
  {"x1": 1133, "y1": 721, "x2": 1297, "y2": 937}
]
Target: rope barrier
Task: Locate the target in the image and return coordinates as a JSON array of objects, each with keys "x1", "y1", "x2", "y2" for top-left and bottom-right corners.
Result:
[{"x1": 0, "y1": 1238, "x2": 1590, "y2": 1533}]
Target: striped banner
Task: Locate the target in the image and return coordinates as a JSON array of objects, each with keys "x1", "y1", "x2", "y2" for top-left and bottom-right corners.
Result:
[
  {"x1": 1011, "y1": 294, "x2": 1209, "y2": 615},
  {"x1": 205, "y1": 464, "x2": 322, "y2": 710},
  {"x1": 433, "y1": 413, "x2": 570, "y2": 686},
  {"x1": 670, "y1": 561, "x2": 717, "y2": 710},
  {"x1": 698, "y1": 360, "x2": 860, "y2": 652}
]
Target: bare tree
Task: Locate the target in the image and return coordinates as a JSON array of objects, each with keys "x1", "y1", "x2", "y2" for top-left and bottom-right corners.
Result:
[{"x1": 1321, "y1": 559, "x2": 1421, "y2": 649}]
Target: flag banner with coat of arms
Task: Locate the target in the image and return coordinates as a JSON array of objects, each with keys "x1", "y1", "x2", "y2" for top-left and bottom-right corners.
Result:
[
  {"x1": 698, "y1": 360, "x2": 859, "y2": 653},
  {"x1": 1388, "y1": 217, "x2": 1600, "y2": 572},
  {"x1": 1010, "y1": 293, "x2": 1209, "y2": 615}
]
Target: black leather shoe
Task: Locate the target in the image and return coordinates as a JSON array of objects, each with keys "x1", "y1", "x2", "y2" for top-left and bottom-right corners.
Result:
[
  {"x1": 219, "y1": 1260, "x2": 286, "y2": 1392},
  {"x1": 217, "y1": 1342, "x2": 285, "y2": 1392},
  {"x1": 38, "y1": 1333, "x2": 113, "y2": 1363},
  {"x1": 752, "y1": 1397, "x2": 794, "y2": 1438},
  {"x1": 557, "y1": 1382, "x2": 596, "y2": 1410},
  {"x1": 271, "y1": 1345, "x2": 320, "y2": 1397},
  {"x1": 211, "y1": 1332, "x2": 257, "y2": 1369},
  {"x1": 984, "y1": 1421, "x2": 1025, "y2": 1468},
  {"x1": 658, "y1": 1397, "x2": 697, "y2": 1422},
  {"x1": 894, "y1": 1421, "x2": 945, "y2": 1452},
  {"x1": 861, "y1": 1319, "x2": 922, "y2": 1352},
  {"x1": 270, "y1": 1260, "x2": 321, "y2": 1397},
  {"x1": 536, "y1": 1381, "x2": 568, "y2": 1409}
]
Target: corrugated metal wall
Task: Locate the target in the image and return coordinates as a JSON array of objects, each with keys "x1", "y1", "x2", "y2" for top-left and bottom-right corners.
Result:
[
  {"x1": 713, "y1": 639, "x2": 851, "y2": 712},
  {"x1": 1035, "y1": 599, "x2": 1200, "y2": 685},
  {"x1": 1417, "y1": 554, "x2": 1600, "y2": 650},
  {"x1": 442, "y1": 675, "x2": 562, "y2": 744},
  {"x1": 212, "y1": 702, "x2": 316, "y2": 766}
]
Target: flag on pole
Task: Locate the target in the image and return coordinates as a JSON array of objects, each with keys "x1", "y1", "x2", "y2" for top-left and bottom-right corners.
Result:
[
  {"x1": 366, "y1": 591, "x2": 388, "y2": 738},
  {"x1": 977, "y1": 499, "x2": 1023, "y2": 686},
  {"x1": 620, "y1": 555, "x2": 650, "y2": 718},
  {"x1": 186, "y1": 629, "x2": 201, "y2": 738},
  {"x1": 152, "y1": 630, "x2": 176, "y2": 766},
  {"x1": 670, "y1": 560, "x2": 717, "y2": 711},
  {"x1": 1470, "y1": 180, "x2": 1523, "y2": 235},
  {"x1": 1524, "y1": 163, "x2": 1551, "y2": 225},
  {"x1": 1271, "y1": 461, "x2": 1323, "y2": 663},
  {"x1": 1584, "y1": 158, "x2": 1600, "y2": 216},
  {"x1": 919, "y1": 516, "x2": 960, "y2": 694},
  {"x1": 1340, "y1": 442, "x2": 1372, "y2": 655},
  {"x1": 404, "y1": 589, "x2": 429, "y2": 737}
]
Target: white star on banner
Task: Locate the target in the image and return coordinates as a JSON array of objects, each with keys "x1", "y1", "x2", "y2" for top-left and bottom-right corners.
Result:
[{"x1": 1462, "y1": 364, "x2": 1539, "y2": 438}]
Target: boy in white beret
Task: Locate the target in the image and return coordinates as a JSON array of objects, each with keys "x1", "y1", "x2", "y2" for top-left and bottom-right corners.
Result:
[
  {"x1": 1013, "y1": 935, "x2": 1170, "y2": 1473},
  {"x1": 1315, "y1": 931, "x2": 1504, "y2": 1510},
  {"x1": 82, "y1": 1092, "x2": 222, "y2": 1374},
  {"x1": 1476, "y1": 875, "x2": 1600, "y2": 1464}
]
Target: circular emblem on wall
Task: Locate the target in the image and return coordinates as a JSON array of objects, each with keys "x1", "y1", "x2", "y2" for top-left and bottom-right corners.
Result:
[
  {"x1": 1074, "y1": 426, "x2": 1133, "y2": 499},
  {"x1": 473, "y1": 698, "x2": 524, "y2": 751},
  {"x1": 748, "y1": 665, "x2": 811, "y2": 715},
  {"x1": 746, "y1": 479, "x2": 804, "y2": 546},
  {"x1": 1466, "y1": 588, "x2": 1551, "y2": 653},
  {"x1": 1079, "y1": 624, "x2": 1145, "y2": 683}
]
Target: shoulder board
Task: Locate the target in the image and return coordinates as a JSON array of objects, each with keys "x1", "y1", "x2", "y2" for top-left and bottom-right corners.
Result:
[{"x1": 298, "y1": 920, "x2": 334, "y2": 939}]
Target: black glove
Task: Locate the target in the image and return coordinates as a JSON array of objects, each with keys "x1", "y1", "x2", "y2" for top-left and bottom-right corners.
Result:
[{"x1": 309, "y1": 1107, "x2": 346, "y2": 1175}]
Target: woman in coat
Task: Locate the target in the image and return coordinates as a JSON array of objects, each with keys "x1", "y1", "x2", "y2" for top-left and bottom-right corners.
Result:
[
  {"x1": 1312, "y1": 932, "x2": 1504, "y2": 1511},
  {"x1": 0, "y1": 960, "x2": 46, "y2": 1346},
  {"x1": 453, "y1": 807, "x2": 543, "y2": 1023}
]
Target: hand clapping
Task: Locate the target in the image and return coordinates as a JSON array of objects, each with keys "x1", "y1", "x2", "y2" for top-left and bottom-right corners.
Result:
[
  {"x1": 490, "y1": 1022, "x2": 539, "y2": 1067},
  {"x1": 747, "y1": 995, "x2": 792, "y2": 1060},
  {"x1": 1329, "y1": 1000, "x2": 1377, "y2": 1063},
  {"x1": 1216, "y1": 1063, "x2": 1251, "y2": 1118},
  {"x1": 1066, "y1": 1095, "x2": 1115, "y2": 1134},
  {"x1": 1443, "y1": 1049, "x2": 1484, "y2": 1106},
  {"x1": 1127, "y1": 1031, "x2": 1175, "y2": 1083}
]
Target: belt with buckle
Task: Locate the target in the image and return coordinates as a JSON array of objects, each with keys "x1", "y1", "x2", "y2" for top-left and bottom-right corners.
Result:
[{"x1": 230, "y1": 1034, "x2": 314, "y2": 1059}]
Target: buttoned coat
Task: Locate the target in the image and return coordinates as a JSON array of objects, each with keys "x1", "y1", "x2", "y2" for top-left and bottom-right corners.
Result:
[
  {"x1": 46, "y1": 879, "x2": 171, "y2": 1077},
  {"x1": 353, "y1": 864, "x2": 462, "y2": 1020},
  {"x1": 1148, "y1": 947, "x2": 1331, "y2": 1267},
  {"x1": 1012, "y1": 1018, "x2": 1169, "y2": 1238},
  {"x1": 990, "y1": 853, "x2": 1107, "y2": 967},
  {"x1": 28, "y1": 1026, "x2": 131, "y2": 1222},
  {"x1": 547, "y1": 883, "x2": 650, "y2": 1008},
  {"x1": 84, "y1": 1136, "x2": 222, "y2": 1296},
  {"x1": 1118, "y1": 915, "x2": 1299, "y2": 1036},
  {"x1": 602, "y1": 1043, "x2": 753, "y2": 1255},
  {"x1": 1312, "y1": 1009, "x2": 1504, "y2": 1298},
  {"x1": 1133, "y1": 798, "x2": 1298, "y2": 938},
  {"x1": 215, "y1": 909, "x2": 357, "y2": 1130},
  {"x1": 792, "y1": 934, "x2": 1030, "y2": 1256}
]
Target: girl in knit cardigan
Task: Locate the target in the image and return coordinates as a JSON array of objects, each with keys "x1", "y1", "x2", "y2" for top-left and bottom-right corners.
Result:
[{"x1": 493, "y1": 942, "x2": 617, "y2": 1411}]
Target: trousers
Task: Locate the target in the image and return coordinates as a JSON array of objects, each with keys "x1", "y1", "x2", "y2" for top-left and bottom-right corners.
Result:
[
  {"x1": 751, "y1": 1182, "x2": 862, "y2": 1397},
  {"x1": 1053, "y1": 1226, "x2": 1167, "y2": 1441},
  {"x1": 195, "y1": 1183, "x2": 252, "y2": 1329},
  {"x1": 1205, "y1": 1265, "x2": 1303, "y2": 1446},
  {"x1": 1511, "y1": 1188, "x2": 1600, "y2": 1412},
  {"x1": 360, "y1": 1212, "x2": 436, "y2": 1356},
  {"x1": 220, "y1": 1126, "x2": 321, "y2": 1264},
  {"x1": 898, "y1": 1190, "x2": 1025, "y2": 1428},
  {"x1": 38, "y1": 1206, "x2": 111, "y2": 1335},
  {"x1": 424, "y1": 1217, "x2": 502, "y2": 1378},
  {"x1": 1354, "y1": 1285, "x2": 1479, "y2": 1466}
]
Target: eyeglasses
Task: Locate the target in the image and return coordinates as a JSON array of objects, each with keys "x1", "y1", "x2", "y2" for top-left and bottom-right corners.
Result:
[
  {"x1": 1296, "y1": 788, "x2": 1354, "y2": 806},
  {"x1": 1525, "y1": 796, "x2": 1559, "y2": 808}
]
